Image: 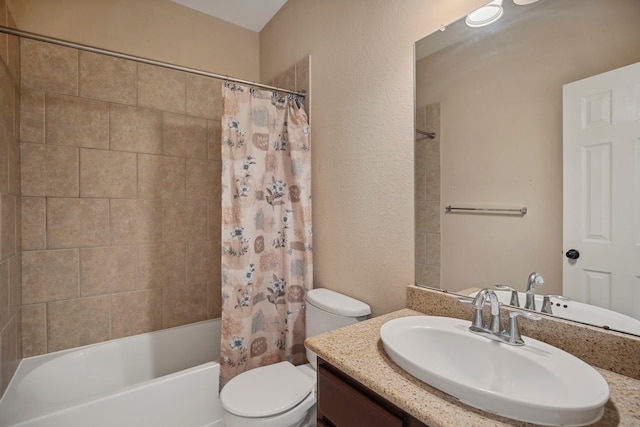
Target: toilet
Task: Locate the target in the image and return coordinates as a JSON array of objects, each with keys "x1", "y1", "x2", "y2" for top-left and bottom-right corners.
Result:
[{"x1": 220, "y1": 288, "x2": 371, "y2": 427}]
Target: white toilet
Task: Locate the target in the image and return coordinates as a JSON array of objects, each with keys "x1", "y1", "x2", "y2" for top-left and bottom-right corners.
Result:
[{"x1": 220, "y1": 288, "x2": 371, "y2": 427}]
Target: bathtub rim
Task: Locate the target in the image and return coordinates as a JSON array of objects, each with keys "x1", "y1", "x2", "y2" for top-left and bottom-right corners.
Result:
[
  {"x1": 2, "y1": 318, "x2": 220, "y2": 397},
  {"x1": 4, "y1": 361, "x2": 222, "y2": 427},
  {"x1": 0, "y1": 318, "x2": 221, "y2": 427}
]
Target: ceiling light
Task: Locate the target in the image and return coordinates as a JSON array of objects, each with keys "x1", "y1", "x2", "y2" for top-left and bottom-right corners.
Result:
[
  {"x1": 513, "y1": 0, "x2": 540, "y2": 4},
  {"x1": 465, "y1": 0, "x2": 504, "y2": 28}
]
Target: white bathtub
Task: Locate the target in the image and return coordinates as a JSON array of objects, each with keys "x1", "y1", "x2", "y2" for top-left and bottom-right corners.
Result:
[{"x1": 0, "y1": 319, "x2": 223, "y2": 427}]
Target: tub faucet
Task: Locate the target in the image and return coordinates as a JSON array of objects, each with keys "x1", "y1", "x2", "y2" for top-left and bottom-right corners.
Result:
[{"x1": 525, "y1": 272, "x2": 544, "y2": 311}]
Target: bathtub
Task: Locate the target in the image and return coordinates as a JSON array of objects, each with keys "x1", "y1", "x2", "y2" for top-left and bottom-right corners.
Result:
[{"x1": 0, "y1": 319, "x2": 223, "y2": 427}]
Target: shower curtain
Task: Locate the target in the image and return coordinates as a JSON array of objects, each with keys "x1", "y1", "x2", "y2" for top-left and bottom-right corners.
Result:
[{"x1": 220, "y1": 84, "x2": 312, "y2": 386}]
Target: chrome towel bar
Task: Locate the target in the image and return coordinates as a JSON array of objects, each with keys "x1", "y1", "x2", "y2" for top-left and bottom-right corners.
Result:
[
  {"x1": 415, "y1": 129, "x2": 436, "y2": 139},
  {"x1": 445, "y1": 205, "x2": 528, "y2": 215}
]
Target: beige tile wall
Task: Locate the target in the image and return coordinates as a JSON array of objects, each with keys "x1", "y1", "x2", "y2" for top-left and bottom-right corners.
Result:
[
  {"x1": 20, "y1": 38, "x2": 222, "y2": 357},
  {"x1": 0, "y1": 1, "x2": 22, "y2": 396},
  {"x1": 415, "y1": 103, "x2": 440, "y2": 288}
]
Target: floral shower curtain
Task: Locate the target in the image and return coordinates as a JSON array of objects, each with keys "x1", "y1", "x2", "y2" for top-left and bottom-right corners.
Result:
[{"x1": 220, "y1": 83, "x2": 312, "y2": 386}]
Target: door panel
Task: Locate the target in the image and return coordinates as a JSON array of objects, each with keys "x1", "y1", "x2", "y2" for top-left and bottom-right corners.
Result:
[{"x1": 563, "y1": 62, "x2": 640, "y2": 320}]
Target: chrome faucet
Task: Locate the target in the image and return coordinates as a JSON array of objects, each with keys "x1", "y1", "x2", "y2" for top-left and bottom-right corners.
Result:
[
  {"x1": 525, "y1": 272, "x2": 545, "y2": 311},
  {"x1": 462, "y1": 288, "x2": 541, "y2": 346},
  {"x1": 469, "y1": 288, "x2": 502, "y2": 334}
]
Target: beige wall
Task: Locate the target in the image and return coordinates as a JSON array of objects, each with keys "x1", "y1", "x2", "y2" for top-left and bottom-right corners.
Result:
[
  {"x1": 260, "y1": 0, "x2": 487, "y2": 316},
  {"x1": 416, "y1": 0, "x2": 640, "y2": 294},
  {"x1": 7, "y1": 0, "x2": 259, "y2": 81},
  {"x1": 20, "y1": 38, "x2": 222, "y2": 355},
  {"x1": 0, "y1": 0, "x2": 21, "y2": 395}
]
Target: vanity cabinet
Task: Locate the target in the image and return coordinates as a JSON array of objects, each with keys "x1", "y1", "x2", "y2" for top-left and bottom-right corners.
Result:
[{"x1": 317, "y1": 358, "x2": 428, "y2": 427}]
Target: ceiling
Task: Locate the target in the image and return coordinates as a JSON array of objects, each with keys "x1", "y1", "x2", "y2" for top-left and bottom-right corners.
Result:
[{"x1": 170, "y1": 0, "x2": 288, "y2": 32}]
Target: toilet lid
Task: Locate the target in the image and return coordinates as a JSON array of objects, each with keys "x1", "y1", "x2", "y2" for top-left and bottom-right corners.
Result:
[
  {"x1": 220, "y1": 361, "x2": 315, "y2": 418},
  {"x1": 307, "y1": 288, "x2": 371, "y2": 317}
]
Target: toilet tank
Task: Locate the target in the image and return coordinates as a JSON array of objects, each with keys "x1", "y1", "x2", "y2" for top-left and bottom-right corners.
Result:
[{"x1": 305, "y1": 288, "x2": 371, "y2": 368}]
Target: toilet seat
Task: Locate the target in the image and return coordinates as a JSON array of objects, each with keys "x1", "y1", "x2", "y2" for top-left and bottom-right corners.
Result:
[{"x1": 221, "y1": 361, "x2": 315, "y2": 418}]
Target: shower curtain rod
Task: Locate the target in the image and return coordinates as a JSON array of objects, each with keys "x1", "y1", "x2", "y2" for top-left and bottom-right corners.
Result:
[{"x1": 0, "y1": 25, "x2": 307, "y2": 98}]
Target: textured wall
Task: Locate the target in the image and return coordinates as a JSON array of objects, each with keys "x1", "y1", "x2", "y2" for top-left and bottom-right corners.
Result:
[
  {"x1": 0, "y1": 0, "x2": 21, "y2": 396},
  {"x1": 7, "y1": 0, "x2": 259, "y2": 81},
  {"x1": 259, "y1": 0, "x2": 487, "y2": 316},
  {"x1": 20, "y1": 39, "x2": 222, "y2": 356}
]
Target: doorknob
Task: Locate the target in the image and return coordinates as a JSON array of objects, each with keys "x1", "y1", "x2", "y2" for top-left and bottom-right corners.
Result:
[{"x1": 565, "y1": 249, "x2": 580, "y2": 260}]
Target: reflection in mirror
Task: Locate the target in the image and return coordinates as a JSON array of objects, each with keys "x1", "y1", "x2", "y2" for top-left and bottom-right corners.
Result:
[{"x1": 414, "y1": 0, "x2": 640, "y2": 335}]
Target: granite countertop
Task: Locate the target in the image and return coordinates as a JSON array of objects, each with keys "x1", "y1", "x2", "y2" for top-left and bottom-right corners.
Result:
[{"x1": 305, "y1": 309, "x2": 640, "y2": 426}]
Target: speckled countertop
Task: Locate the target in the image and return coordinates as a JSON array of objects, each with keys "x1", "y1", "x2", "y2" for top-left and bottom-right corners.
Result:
[{"x1": 305, "y1": 309, "x2": 640, "y2": 427}]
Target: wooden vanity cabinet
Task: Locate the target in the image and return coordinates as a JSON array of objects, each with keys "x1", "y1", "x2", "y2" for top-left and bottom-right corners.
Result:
[{"x1": 317, "y1": 358, "x2": 428, "y2": 427}]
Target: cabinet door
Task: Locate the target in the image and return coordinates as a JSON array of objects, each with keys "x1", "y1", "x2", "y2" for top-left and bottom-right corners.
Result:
[{"x1": 318, "y1": 363, "x2": 403, "y2": 427}]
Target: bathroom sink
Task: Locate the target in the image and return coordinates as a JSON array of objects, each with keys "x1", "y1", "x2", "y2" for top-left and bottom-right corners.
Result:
[{"x1": 380, "y1": 316, "x2": 609, "y2": 426}]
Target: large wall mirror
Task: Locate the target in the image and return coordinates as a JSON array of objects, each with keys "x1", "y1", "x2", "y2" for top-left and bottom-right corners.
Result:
[{"x1": 414, "y1": 0, "x2": 640, "y2": 336}]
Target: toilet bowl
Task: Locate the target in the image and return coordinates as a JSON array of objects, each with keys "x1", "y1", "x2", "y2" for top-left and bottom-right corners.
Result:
[{"x1": 220, "y1": 288, "x2": 371, "y2": 427}]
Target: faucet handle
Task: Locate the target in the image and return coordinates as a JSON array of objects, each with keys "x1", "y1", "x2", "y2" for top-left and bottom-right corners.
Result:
[
  {"x1": 458, "y1": 296, "x2": 485, "y2": 330},
  {"x1": 541, "y1": 295, "x2": 570, "y2": 314},
  {"x1": 507, "y1": 310, "x2": 542, "y2": 345},
  {"x1": 494, "y1": 284, "x2": 520, "y2": 307}
]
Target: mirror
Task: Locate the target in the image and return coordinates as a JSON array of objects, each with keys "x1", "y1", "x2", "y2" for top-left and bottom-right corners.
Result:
[{"x1": 414, "y1": 0, "x2": 640, "y2": 335}]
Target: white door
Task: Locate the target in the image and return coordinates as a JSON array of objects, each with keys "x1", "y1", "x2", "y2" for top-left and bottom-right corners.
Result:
[{"x1": 563, "y1": 62, "x2": 640, "y2": 320}]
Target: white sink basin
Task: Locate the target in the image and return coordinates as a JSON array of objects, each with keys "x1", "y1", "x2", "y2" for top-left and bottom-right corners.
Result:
[{"x1": 380, "y1": 316, "x2": 609, "y2": 426}]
